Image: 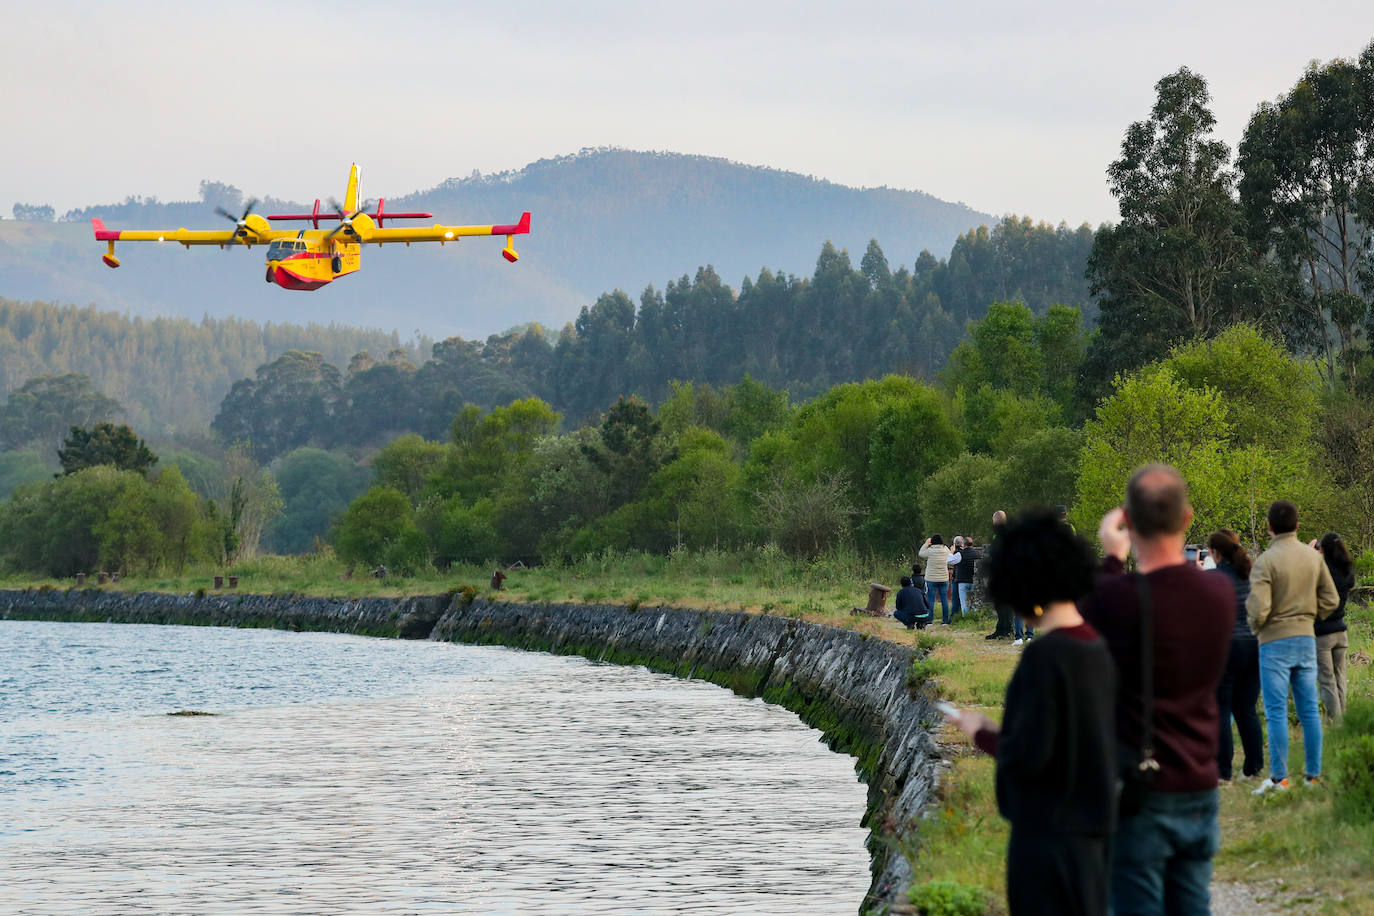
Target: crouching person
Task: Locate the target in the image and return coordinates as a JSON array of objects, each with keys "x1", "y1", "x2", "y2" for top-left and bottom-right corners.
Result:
[
  {"x1": 894, "y1": 575, "x2": 932, "y2": 629},
  {"x1": 946, "y1": 508, "x2": 1117, "y2": 915}
]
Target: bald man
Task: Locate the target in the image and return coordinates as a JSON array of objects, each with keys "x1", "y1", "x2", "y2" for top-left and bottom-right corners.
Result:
[{"x1": 1080, "y1": 464, "x2": 1234, "y2": 916}]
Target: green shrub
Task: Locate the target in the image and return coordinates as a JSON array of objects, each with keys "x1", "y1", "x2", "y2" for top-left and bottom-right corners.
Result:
[
  {"x1": 1330, "y1": 698, "x2": 1374, "y2": 825},
  {"x1": 916, "y1": 631, "x2": 951, "y2": 653},
  {"x1": 908, "y1": 654, "x2": 947, "y2": 688},
  {"x1": 910, "y1": 879, "x2": 988, "y2": 915}
]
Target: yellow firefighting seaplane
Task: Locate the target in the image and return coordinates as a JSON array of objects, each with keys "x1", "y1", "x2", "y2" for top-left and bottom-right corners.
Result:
[{"x1": 92, "y1": 164, "x2": 530, "y2": 290}]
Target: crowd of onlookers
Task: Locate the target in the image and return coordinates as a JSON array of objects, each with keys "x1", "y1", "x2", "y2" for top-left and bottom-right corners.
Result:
[{"x1": 909, "y1": 464, "x2": 1358, "y2": 916}]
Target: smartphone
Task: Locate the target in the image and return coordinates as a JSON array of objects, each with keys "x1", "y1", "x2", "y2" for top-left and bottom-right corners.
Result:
[{"x1": 936, "y1": 701, "x2": 959, "y2": 717}]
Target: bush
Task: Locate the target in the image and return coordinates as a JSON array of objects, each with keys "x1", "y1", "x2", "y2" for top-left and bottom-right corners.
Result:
[
  {"x1": 1330, "y1": 698, "x2": 1374, "y2": 825},
  {"x1": 910, "y1": 879, "x2": 988, "y2": 916},
  {"x1": 333, "y1": 486, "x2": 417, "y2": 569}
]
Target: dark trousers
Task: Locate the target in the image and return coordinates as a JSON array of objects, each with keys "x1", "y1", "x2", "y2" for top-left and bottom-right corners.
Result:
[
  {"x1": 1007, "y1": 826, "x2": 1108, "y2": 915},
  {"x1": 1216, "y1": 637, "x2": 1263, "y2": 779},
  {"x1": 992, "y1": 603, "x2": 1015, "y2": 637},
  {"x1": 950, "y1": 580, "x2": 963, "y2": 615}
]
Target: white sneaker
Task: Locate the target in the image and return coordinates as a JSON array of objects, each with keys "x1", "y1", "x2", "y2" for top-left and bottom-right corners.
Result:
[
  {"x1": 1252, "y1": 777, "x2": 1289, "y2": 795},
  {"x1": 1012, "y1": 638, "x2": 1024, "y2": 647}
]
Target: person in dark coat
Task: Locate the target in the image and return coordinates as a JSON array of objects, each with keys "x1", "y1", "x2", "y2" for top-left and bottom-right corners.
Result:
[
  {"x1": 1207, "y1": 529, "x2": 1263, "y2": 780},
  {"x1": 946, "y1": 509, "x2": 1117, "y2": 916},
  {"x1": 984, "y1": 510, "x2": 1015, "y2": 639},
  {"x1": 893, "y1": 575, "x2": 932, "y2": 629}
]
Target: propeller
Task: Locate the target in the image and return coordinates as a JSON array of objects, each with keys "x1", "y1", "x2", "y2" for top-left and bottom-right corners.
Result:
[
  {"x1": 214, "y1": 199, "x2": 260, "y2": 246},
  {"x1": 324, "y1": 197, "x2": 365, "y2": 240}
]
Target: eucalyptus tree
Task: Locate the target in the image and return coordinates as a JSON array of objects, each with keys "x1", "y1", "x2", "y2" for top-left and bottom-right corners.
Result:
[
  {"x1": 1083, "y1": 68, "x2": 1272, "y2": 401},
  {"x1": 1238, "y1": 42, "x2": 1374, "y2": 389}
]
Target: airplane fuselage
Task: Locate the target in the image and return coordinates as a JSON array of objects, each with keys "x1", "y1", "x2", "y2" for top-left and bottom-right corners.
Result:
[{"x1": 264, "y1": 236, "x2": 361, "y2": 290}]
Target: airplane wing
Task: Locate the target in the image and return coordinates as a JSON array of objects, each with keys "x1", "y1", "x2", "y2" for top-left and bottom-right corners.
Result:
[
  {"x1": 358, "y1": 212, "x2": 531, "y2": 246},
  {"x1": 91, "y1": 218, "x2": 292, "y2": 246}
]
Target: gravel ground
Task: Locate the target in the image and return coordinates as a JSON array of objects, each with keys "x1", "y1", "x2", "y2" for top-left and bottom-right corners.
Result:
[{"x1": 1212, "y1": 880, "x2": 1324, "y2": 915}]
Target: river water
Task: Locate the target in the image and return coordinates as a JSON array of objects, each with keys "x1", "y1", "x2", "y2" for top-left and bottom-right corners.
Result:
[{"x1": 0, "y1": 620, "x2": 870, "y2": 914}]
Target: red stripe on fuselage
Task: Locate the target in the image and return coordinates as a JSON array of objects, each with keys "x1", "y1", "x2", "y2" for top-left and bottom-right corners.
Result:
[{"x1": 273, "y1": 265, "x2": 331, "y2": 291}]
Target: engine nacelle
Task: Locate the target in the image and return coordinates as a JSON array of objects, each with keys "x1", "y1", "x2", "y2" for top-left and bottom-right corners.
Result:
[{"x1": 243, "y1": 214, "x2": 273, "y2": 237}]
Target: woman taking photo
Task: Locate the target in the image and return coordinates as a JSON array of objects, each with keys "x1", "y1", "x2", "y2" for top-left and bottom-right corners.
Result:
[
  {"x1": 1313, "y1": 532, "x2": 1355, "y2": 723},
  {"x1": 946, "y1": 509, "x2": 1116, "y2": 915},
  {"x1": 1208, "y1": 529, "x2": 1263, "y2": 780}
]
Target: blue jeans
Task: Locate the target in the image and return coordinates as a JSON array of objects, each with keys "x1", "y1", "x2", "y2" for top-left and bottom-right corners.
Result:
[
  {"x1": 1014, "y1": 616, "x2": 1034, "y2": 639},
  {"x1": 1110, "y1": 789, "x2": 1219, "y2": 916},
  {"x1": 1259, "y1": 636, "x2": 1322, "y2": 780},
  {"x1": 927, "y1": 581, "x2": 950, "y2": 624},
  {"x1": 957, "y1": 581, "x2": 973, "y2": 613}
]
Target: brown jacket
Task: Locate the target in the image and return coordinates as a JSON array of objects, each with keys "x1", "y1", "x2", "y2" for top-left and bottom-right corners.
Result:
[{"x1": 1246, "y1": 532, "x2": 1340, "y2": 645}]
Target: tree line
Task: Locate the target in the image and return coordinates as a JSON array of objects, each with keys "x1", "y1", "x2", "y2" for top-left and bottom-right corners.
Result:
[
  {"x1": 0, "y1": 299, "x2": 422, "y2": 439},
  {"x1": 209, "y1": 216, "x2": 1095, "y2": 463}
]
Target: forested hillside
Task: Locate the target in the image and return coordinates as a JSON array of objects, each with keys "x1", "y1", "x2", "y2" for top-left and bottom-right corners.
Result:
[
  {"x1": 1, "y1": 215, "x2": 1094, "y2": 446},
  {"x1": 207, "y1": 215, "x2": 1095, "y2": 457},
  {"x1": 1, "y1": 149, "x2": 994, "y2": 338},
  {"x1": 0, "y1": 300, "x2": 421, "y2": 436}
]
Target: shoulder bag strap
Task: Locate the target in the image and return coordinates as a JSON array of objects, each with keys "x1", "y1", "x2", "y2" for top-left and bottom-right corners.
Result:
[{"x1": 1134, "y1": 573, "x2": 1158, "y2": 768}]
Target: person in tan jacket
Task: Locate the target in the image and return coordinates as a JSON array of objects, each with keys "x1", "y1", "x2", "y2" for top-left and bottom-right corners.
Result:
[
  {"x1": 918, "y1": 535, "x2": 953, "y2": 624},
  {"x1": 1246, "y1": 500, "x2": 1340, "y2": 793}
]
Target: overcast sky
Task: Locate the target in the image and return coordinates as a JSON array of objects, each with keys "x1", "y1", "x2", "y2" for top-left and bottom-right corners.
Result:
[{"x1": 3, "y1": 1, "x2": 1371, "y2": 228}]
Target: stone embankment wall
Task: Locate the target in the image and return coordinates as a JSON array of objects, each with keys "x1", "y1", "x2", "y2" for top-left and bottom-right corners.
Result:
[{"x1": 0, "y1": 588, "x2": 942, "y2": 914}]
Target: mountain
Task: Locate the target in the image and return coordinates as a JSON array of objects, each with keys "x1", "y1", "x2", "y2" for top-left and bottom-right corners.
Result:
[{"x1": 0, "y1": 149, "x2": 992, "y2": 339}]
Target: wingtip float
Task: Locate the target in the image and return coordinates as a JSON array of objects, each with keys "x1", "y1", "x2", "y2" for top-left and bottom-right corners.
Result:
[{"x1": 90, "y1": 164, "x2": 531, "y2": 291}]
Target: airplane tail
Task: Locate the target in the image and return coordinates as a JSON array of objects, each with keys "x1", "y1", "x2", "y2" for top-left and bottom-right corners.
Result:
[{"x1": 344, "y1": 164, "x2": 361, "y2": 213}]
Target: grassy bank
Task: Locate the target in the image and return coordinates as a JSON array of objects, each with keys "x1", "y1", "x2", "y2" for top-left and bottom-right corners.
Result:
[
  {"x1": 4, "y1": 552, "x2": 1372, "y2": 913},
  {"x1": 0, "y1": 546, "x2": 921, "y2": 635}
]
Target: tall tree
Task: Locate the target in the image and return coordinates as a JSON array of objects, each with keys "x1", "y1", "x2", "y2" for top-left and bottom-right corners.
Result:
[
  {"x1": 58, "y1": 423, "x2": 158, "y2": 477},
  {"x1": 1083, "y1": 68, "x2": 1271, "y2": 402},
  {"x1": 212, "y1": 350, "x2": 344, "y2": 462},
  {"x1": 1237, "y1": 42, "x2": 1374, "y2": 389},
  {"x1": 0, "y1": 374, "x2": 123, "y2": 453}
]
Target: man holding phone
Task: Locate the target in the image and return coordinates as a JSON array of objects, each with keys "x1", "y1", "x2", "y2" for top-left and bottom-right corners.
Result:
[{"x1": 1079, "y1": 465, "x2": 1233, "y2": 915}]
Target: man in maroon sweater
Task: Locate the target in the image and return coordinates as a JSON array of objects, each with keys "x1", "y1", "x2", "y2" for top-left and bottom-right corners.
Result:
[{"x1": 1080, "y1": 465, "x2": 1234, "y2": 916}]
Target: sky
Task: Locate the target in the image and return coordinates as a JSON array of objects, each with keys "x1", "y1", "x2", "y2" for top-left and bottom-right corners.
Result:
[{"x1": 2, "y1": 0, "x2": 1372, "y2": 228}]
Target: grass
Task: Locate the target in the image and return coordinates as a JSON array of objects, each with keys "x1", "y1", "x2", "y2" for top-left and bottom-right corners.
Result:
[
  {"x1": 1209, "y1": 601, "x2": 1374, "y2": 913},
  {"x1": 5, "y1": 549, "x2": 1373, "y2": 912},
  {"x1": 0, "y1": 546, "x2": 935, "y2": 641}
]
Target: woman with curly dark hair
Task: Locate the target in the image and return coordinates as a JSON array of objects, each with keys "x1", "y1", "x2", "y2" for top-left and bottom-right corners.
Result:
[
  {"x1": 946, "y1": 508, "x2": 1116, "y2": 916},
  {"x1": 1207, "y1": 529, "x2": 1263, "y2": 780},
  {"x1": 1313, "y1": 532, "x2": 1355, "y2": 722}
]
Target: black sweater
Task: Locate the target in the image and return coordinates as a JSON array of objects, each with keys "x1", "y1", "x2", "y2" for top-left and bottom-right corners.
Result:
[
  {"x1": 975, "y1": 624, "x2": 1118, "y2": 837},
  {"x1": 1315, "y1": 562, "x2": 1355, "y2": 636}
]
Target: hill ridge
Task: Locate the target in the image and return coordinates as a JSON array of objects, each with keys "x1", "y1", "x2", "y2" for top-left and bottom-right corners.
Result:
[{"x1": 2, "y1": 149, "x2": 994, "y2": 339}]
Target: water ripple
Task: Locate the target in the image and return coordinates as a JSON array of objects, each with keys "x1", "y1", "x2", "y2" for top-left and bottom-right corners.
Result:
[{"x1": 0, "y1": 620, "x2": 869, "y2": 914}]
